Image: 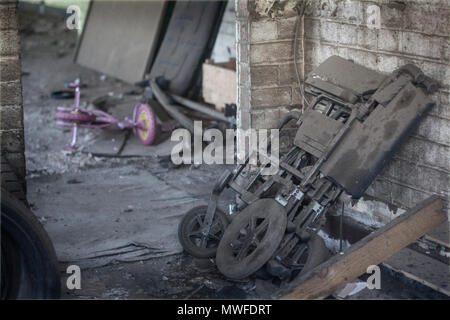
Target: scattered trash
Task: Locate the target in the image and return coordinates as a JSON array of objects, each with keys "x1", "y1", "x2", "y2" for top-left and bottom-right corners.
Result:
[
  {"x1": 123, "y1": 205, "x2": 134, "y2": 213},
  {"x1": 50, "y1": 90, "x2": 75, "y2": 100}
]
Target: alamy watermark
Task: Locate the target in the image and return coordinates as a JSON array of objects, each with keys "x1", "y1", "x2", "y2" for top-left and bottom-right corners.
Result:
[
  {"x1": 66, "y1": 5, "x2": 82, "y2": 30},
  {"x1": 170, "y1": 121, "x2": 280, "y2": 175},
  {"x1": 66, "y1": 265, "x2": 81, "y2": 290}
]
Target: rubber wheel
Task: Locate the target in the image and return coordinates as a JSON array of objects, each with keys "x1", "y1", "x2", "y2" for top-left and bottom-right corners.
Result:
[
  {"x1": 178, "y1": 206, "x2": 229, "y2": 258},
  {"x1": 133, "y1": 104, "x2": 158, "y2": 146},
  {"x1": 1, "y1": 189, "x2": 61, "y2": 299},
  {"x1": 216, "y1": 199, "x2": 287, "y2": 280},
  {"x1": 55, "y1": 111, "x2": 96, "y2": 123},
  {"x1": 300, "y1": 233, "x2": 330, "y2": 275},
  {"x1": 1, "y1": 156, "x2": 26, "y2": 204},
  {"x1": 271, "y1": 232, "x2": 330, "y2": 298}
]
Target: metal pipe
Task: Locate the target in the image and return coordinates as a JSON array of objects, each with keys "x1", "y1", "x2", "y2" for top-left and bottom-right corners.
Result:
[
  {"x1": 150, "y1": 80, "x2": 195, "y2": 133},
  {"x1": 170, "y1": 93, "x2": 234, "y2": 124}
]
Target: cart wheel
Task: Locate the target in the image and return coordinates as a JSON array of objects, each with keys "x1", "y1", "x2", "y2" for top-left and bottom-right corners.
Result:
[
  {"x1": 55, "y1": 111, "x2": 96, "y2": 123},
  {"x1": 269, "y1": 232, "x2": 331, "y2": 281},
  {"x1": 178, "y1": 206, "x2": 229, "y2": 258},
  {"x1": 133, "y1": 103, "x2": 157, "y2": 145},
  {"x1": 216, "y1": 199, "x2": 287, "y2": 279}
]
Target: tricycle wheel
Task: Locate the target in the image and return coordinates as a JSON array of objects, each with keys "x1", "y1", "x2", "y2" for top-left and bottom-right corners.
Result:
[
  {"x1": 178, "y1": 206, "x2": 229, "y2": 258},
  {"x1": 133, "y1": 103, "x2": 157, "y2": 145}
]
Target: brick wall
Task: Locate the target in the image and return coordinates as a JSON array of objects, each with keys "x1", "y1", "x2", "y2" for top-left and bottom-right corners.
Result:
[
  {"x1": 238, "y1": 0, "x2": 449, "y2": 221},
  {"x1": 0, "y1": 0, "x2": 26, "y2": 191}
]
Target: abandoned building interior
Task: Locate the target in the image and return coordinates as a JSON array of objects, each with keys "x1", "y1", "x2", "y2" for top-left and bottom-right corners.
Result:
[{"x1": 0, "y1": 0, "x2": 449, "y2": 300}]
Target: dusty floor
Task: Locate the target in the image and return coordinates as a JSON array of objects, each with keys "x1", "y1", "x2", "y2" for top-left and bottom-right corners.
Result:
[{"x1": 19, "y1": 11, "x2": 445, "y2": 300}]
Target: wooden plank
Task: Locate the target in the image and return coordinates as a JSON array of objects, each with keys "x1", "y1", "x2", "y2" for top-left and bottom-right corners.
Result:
[
  {"x1": 279, "y1": 196, "x2": 447, "y2": 300},
  {"x1": 202, "y1": 59, "x2": 236, "y2": 112},
  {"x1": 75, "y1": 0, "x2": 166, "y2": 83}
]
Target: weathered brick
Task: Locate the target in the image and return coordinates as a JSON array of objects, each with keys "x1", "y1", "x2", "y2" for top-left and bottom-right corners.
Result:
[
  {"x1": 403, "y1": 3, "x2": 450, "y2": 36},
  {"x1": 414, "y1": 115, "x2": 450, "y2": 146},
  {"x1": 250, "y1": 41, "x2": 293, "y2": 64},
  {"x1": 420, "y1": 60, "x2": 449, "y2": 89},
  {"x1": 276, "y1": 16, "x2": 298, "y2": 40},
  {"x1": 251, "y1": 19, "x2": 277, "y2": 43},
  {"x1": 251, "y1": 86, "x2": 291, "y2": 108},
  {"x1": 431, "y1": 91, "x2": 450, "y2": 119},
  {"x1": 0, "y1": 29, "x2": 19, "y2": 56},
  {"x1": 251, "y1": 108, "x2": 280, "y2": 129},
  {"x1": 303, "y1": 17, "x2": 320, "y2": 40},
  {"x1": 3, "y1": 151, "x2": 25, "y2": 178},
  {"x1": 382, "y1": 158, "x2": 450, "y2": 194},
  {"x1": 0, "y1": 80, "x2": 22, "y2": 105},
  {"x1": 337, "y1": 0, "x2": 364, "y2": 25},
  {"x1": 376, "y1": 54, "x2": 400, "y2": 73},
  {"x1": 338, "y1": 23, "x2": 359, "y2": 46},
  {"x1": 396, "y1": 136, "x2": 450, "y2": 173},
  {"x1": 377, "y1": 29, "x2": 400, "y2": 52},
  {"x1": 0, "y1": 129, "x2": 24, "y2": 153},
  {"x1": 378, "y1": 2, "x2": 404, "y2": 29},
  {"x1": 0, "y1": 55, "x2": 20, "y2": 81},
  {"x1": 400, "y1": 31, "x2": 443, "y2": 59},
  {"x1": 0, "y1": 104, "x2": 23, "y2": 130},
  {"x1": 319, "y1": 20, "x2": 339, "y2": 44},
  {"x1": 357, "y1": 25, "x2": 378, "y2": 49},
  {"x1": 251, "y1": 64, "x2": 278, "y2": 87},
  {"x1": 0, "y1": 2, "x2": 18, "y2": 30},
  {"x1": 278, "y1": 63, "x2": 302, "y2": 86}
]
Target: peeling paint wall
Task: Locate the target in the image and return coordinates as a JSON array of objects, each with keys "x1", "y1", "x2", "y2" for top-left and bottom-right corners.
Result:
[{"x1": 238, "y1": 0, "x2": 450, "y2": 223}]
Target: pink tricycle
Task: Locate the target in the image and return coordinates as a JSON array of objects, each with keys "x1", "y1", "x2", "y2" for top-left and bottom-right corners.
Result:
[{"x1": 55, "y1": 79, "x2": 158, "y2": 150}]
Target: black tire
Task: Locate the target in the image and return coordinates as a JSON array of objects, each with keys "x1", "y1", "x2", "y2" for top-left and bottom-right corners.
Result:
[
  {"x1": 269, "y1": 233, "x2": 330, "y2": 298},
  {"x1": 298, "y1": 233, "x2": 330, "y2": 276},
  {"x1": 1, "y1": 156, "x2": 26, "y2": 203},
  {"x1": 178, "y1": 206, "x2": 229, "y2": 258},
  {"x1": 1, "y1": 189, "x2": 61, "y2": 299}
]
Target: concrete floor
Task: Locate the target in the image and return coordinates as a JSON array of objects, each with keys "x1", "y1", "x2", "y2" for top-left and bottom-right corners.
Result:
[{"x1": 19, "y1": 11, "x2": 446, "y2": 300}]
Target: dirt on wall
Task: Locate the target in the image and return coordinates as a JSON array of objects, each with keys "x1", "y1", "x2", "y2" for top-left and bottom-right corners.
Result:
[{"x1": 250, "y1": 0, "x2": 303, "y2": 19}]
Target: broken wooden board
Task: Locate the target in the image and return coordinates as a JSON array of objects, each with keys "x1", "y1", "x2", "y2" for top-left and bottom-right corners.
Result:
[
  {"x1": 75, "y1": 0, "x2": 166, "y2": 83},
  {"x1": 279, "y1": 196, "x2": 447, "y2": 300},
  {"x1": 383, "y1": 247, "x2": 450, "y2": 296},
  {"x1": 149, "y1": 1, "x2": 224, "y2": 95}
]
